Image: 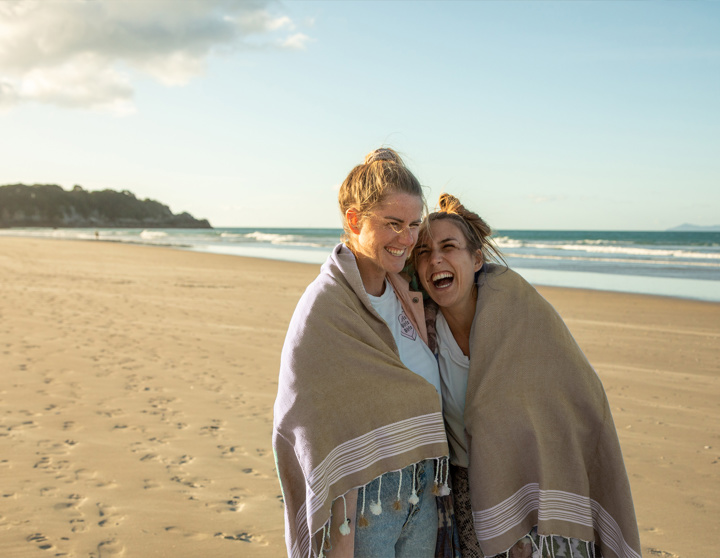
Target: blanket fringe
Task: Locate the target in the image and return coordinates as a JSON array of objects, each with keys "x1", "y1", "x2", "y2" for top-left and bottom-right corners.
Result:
[
  {"x1": 370, "y1": 473, "x2": 383, "y2": 515},
  {"x1": 339, "y1": 494, "x2": 351, "y2": 535},
  {"x1": 491, "y1": 529, "x2": 601, "y2": 558},
  {"x1": 358, "y1": 485, "x2": 369, "y2": 527}
]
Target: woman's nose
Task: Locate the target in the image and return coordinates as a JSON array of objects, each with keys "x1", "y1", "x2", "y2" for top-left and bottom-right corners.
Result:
[{"x1": 399, "y1": 227, "x2": 415, "y2": 246}]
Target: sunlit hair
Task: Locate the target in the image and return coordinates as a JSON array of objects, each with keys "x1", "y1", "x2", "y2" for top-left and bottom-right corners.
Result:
[
  {"x1": 338, "y1": 148, "x2": 426, "y2": 249},
  {"x1": 413, "y1": 193, "x2": 505, "y2": 268}
]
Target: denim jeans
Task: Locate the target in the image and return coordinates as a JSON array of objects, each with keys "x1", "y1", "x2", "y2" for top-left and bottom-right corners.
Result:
[{"x1": 354, "y1": 459, "x2": 438, "y2": 558}]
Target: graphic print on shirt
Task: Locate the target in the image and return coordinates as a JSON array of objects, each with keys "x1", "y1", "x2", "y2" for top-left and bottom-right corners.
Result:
[{"x1": 398, "y1": 311, "x2": 417, "y2": 341}]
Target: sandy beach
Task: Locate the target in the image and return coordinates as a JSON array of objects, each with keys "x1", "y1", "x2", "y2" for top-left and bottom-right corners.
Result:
[{"x1": 1, "y1": 237, "x2": 718, "y2": 558}]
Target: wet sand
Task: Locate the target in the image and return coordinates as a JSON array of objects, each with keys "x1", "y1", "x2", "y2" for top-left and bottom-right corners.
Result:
[{"x1": 0, "y1": 237, "x2": 717, "y2": 557}]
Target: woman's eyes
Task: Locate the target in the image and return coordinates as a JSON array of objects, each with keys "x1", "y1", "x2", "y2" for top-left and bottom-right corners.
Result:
[{"x1": 386, "y1": 221, "x2": 420, "y2": 233}]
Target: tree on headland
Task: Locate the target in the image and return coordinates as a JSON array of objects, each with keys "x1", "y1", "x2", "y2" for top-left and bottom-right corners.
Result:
[{"x1": 0, "y1": 184, "x2": 212, "y2": 228}]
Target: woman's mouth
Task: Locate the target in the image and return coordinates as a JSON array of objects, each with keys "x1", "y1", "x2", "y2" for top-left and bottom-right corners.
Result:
[
  {"x1": 385, "y1": 247, "x2": 405, "y2": 257},
  {"x1": 431, "y1": 271, "x2": 454, "y2": 289}
]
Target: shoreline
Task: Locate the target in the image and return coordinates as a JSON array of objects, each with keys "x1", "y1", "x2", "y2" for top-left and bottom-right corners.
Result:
[
  {"x1": 1, "y1": 237, "x2": 718, "y2": 557},
  {"x1": 3, "y1": 234, "x2": 720, "y2": 304}
]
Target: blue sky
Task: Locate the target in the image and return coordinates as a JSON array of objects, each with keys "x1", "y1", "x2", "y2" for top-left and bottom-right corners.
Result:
[{"x1": 1, "y1": 1, "x2": 718, "y2": 230}]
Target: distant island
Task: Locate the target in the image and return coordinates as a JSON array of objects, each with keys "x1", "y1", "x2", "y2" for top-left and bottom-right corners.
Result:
[
  {"x1": 667, "y1": 223, "x2": 720, "y2": 232},
  {"x1": 0, "y1": 184, "x2": 212, "y2": 229}
]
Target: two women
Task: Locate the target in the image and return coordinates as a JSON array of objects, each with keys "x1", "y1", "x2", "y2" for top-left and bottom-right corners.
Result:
[
  {"x1": 413, "y1": 194, "x2": 641, "y2": 558},
  {"x1": 273, "y1": 149, "x2": 452, "y2": 558},
  {"x1": 274, "y1": 146, "x2": 640, "y2": 558}
]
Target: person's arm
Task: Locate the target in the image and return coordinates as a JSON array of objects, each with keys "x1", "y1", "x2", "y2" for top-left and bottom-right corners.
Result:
[{"x1": 325, "y1": 489, "x2": 358, "y2": 557}]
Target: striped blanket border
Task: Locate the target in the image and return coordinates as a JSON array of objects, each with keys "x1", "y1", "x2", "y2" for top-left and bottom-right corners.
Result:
[
  {"x1": 292, "y1": 412, "x2": 446, "y2": 557},
  {"x1": 473, "y1": 483, "x2": 640, "y2": 558}
]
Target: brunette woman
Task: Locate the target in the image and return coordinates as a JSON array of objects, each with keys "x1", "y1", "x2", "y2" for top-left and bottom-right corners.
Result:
[{"x1": 412, "y1": 194, "x2": 640, "y2": 558}]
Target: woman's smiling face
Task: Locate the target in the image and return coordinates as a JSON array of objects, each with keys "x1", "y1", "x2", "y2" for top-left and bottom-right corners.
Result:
[
  {"x1": 348, "y1": 192, "x2": 423, "y2": 295},
  {"x1": 415, "y1": 219, "x2": 483, "y2": 312}
]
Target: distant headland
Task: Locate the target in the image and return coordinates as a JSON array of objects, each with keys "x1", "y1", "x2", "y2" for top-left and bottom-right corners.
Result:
[
  {"x1": 667, "y1": 223, "x2": 720, "y2": 232},
  {"x1": 0, "y1": 184, "x2": 212, "y2": 229}
]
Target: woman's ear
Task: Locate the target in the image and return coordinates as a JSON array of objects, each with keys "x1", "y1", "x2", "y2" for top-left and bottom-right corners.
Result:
[
  {"x1": 473, "y1": 249, "x2": 484, "y2": 272},
  {"x1": 346, "y1": 208, "x2": 361, "y2": 234}
]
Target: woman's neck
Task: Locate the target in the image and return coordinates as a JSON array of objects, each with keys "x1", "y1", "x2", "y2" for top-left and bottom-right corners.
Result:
[
  {"x1": 355, "y1": 255, "x2": 387, "y2": 296},
  {"x1": 440, "y1": 293, "x2": 476, "y2": 357}
]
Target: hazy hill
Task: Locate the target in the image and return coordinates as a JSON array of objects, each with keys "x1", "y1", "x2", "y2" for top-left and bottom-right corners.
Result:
[
  {"x1": 667, "y1": 223, "x2": 720, "y2": 232},
  {"x1": 0, "y1": 184, "x2": 211, "y2": 229}
]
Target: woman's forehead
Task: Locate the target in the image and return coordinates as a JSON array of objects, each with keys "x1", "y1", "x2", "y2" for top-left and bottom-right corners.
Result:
[
  {"x1": 374, "y1": 192, "x2": 423, "y2": 218},
  {"x1": 423, "y1": 219, "x2": 465, "y2": 240}
]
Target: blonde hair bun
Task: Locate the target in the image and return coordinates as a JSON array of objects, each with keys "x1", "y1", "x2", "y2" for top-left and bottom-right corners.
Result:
[{"x1": 364, "y1": 148, "x2": 401, "y2": 165}]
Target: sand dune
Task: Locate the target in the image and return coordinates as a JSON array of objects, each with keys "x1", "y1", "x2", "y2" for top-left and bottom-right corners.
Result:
[{"x1": 1, "y1": 238, "x2": 718, "y2": 557}]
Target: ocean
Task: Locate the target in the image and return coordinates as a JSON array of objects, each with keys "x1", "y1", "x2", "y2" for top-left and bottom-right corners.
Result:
[{"x1": 2, "y1": 227, "x2": 719, "y2": 302}]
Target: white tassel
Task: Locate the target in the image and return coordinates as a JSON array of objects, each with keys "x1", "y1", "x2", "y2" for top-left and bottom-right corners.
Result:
[
  {"x1": 369, "y1": 474, "x2": 383, "y2": 515},
  {"x1": 408, "y1": 463, "x2": 419, "y2": 505},
  {"x1": 433, "y1": 457, "x2": 441, "y2": 494},
  {"x1": 358, "y1": 485, "x2": 369, "y2": 527},
  {"x1": 339, "y1": 494, "x2": 351, "y2": 535},
  {"x1": 530, "y1": 534, "x2": 541, "y2": 556},
  {"x1": 439, "y1": 457, "x2": 451, "y2": 496},
  {"x1": 393, "y1": 468, "x2": 403, "y2": 510},
  {"x1": 318, "y1": 524, "x2": 327, "y2": 558}
]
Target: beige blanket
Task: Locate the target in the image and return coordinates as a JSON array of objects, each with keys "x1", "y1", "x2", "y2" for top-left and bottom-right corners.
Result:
[
  {"x1": 463, "y1": 264, "x2": 641, "y2": 557},
  {"x1": 273, "y1": 244, "x2": 448, "y2": 558}
]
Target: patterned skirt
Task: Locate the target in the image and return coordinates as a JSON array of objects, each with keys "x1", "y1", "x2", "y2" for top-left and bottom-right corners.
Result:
[{"x1": 450, "y1": 465, "x2": 602, "y2": 558}]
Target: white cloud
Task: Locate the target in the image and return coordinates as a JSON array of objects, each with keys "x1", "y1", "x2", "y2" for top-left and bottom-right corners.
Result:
[
  {"x1": 281, "y1": 33, "x2": 312, "y2": 51},
  {"x1": 0, "y1": 0, "x2": 310, "y2": 114}
]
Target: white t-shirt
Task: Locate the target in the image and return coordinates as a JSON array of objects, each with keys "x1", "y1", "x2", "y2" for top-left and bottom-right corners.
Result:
[
  {"x1": 368, "y1": 280, "x2": 442, "y2": 399},
  {"x1": 436, "y1": 311, "x2": 470, "y2": 467}
]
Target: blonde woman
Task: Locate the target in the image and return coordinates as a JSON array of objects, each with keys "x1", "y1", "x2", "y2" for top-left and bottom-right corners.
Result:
[{"x1": 274, "y1": 150, "x2": 454, "y2": 558}]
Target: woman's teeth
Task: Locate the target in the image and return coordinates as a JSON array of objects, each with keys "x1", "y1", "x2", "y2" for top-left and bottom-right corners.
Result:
[
  {"x1": 386, "y1": 247, "x2": 405, "y2": 257},
  {"x1": 431, "y1": 272, "x2": 454, "y2": 289}
]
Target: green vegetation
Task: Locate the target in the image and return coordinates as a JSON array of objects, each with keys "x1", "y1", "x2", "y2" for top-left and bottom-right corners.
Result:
[{"x1": 0, "y1": 184, "x2": 211, "y2": 228}]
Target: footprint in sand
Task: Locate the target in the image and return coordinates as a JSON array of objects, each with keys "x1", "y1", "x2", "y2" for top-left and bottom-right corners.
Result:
[
  {"x1": 96, "y1": 503, "x2": 124, "y2": 528},
  {"x1": 143, "y1": 479, "x2": 161, "y2": 489},
  {"x1": 63, "y1": 421, "x2": 77, "y2": 431},
  {"x1": 218, "y1": 444, "x2": 246, "y2": 459},
  {"x1": 97, "y1": 538, "x2": 125, "y2": 557},
  {"x1": 241, "y1": 467, "x2": 268, "y2": 479},
  {"x1": 213, "y1": 531, "x2": 254, "y2": 542},
  {"x1": 53, "y1": 493, "x2": 86, "y2": 512},
  {"x1": 26, "y1": 532, "x2": 55, "y2": 551},
  {"x1": 169, "y1": 474, "x2": 210, "y2": 489},
  {"x1": 200, "y1": 419, "x2": 226, "y2": 437},
  {"x1": 39, "y1": 486, "x2": 58, "y2": 497},
  {"x1": 164, "y1": 526, "x2": 208, "y2": 540},
  {"x1": 70, "y1": 517, "x2": 88, "y2": 533},
  {"x1": 97, "y1": 408, "x2": 125, "y2": 418},
  {"x1": 37, "y1": 439, "x2": 75, "y2": 455},
  {"x1": 169, "y1": 454, "x2": 194, "y2": 466}
]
